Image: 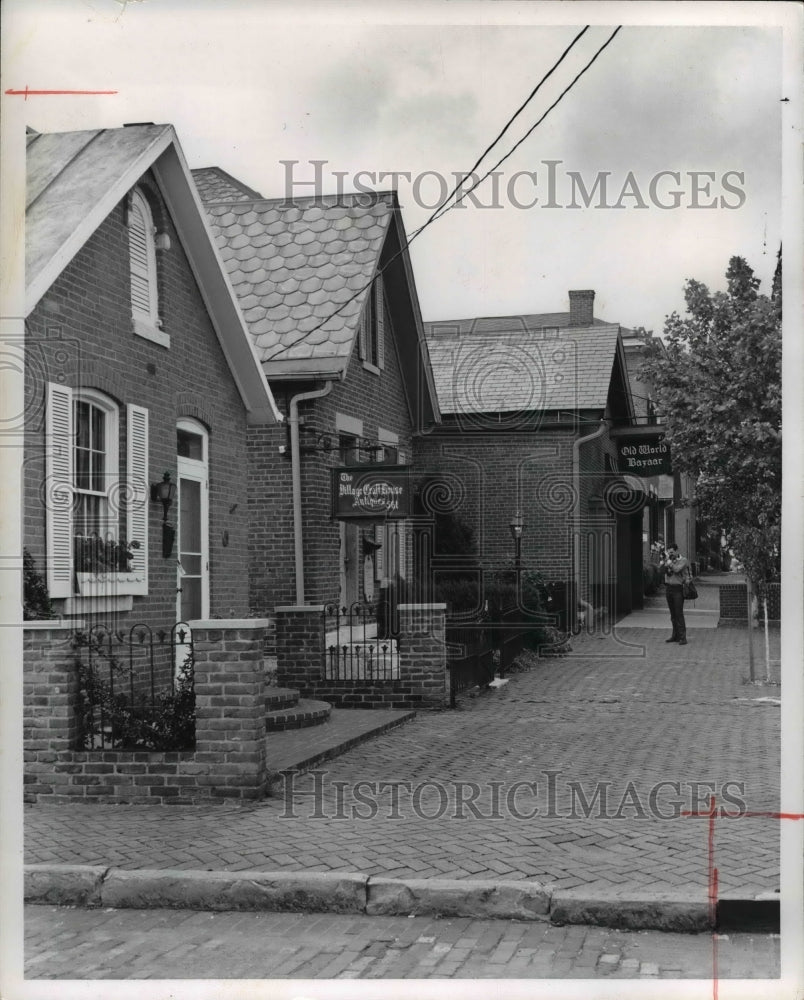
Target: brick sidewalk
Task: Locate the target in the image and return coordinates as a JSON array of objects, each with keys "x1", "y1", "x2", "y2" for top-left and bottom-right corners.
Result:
[{"x1": 24, "y1": 625, "x2": 781, "y2": 898}]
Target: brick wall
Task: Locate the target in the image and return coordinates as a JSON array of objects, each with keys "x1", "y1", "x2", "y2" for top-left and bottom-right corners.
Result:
[
  {"x1": 274, "y1": 604, "x2": 447, "y2": 710},
  {"x1": 24, "y1": 169, "x2": 252, "y2": 630},
  {"x1": 248, "y1": 297, "x2": 416, "y2": 613},
  {"x1": 412, "y1": 420, "x2": 622, "y2": 605},
  {"x1": 23, "y1": 621, "x2": 270, "y2": 804},
  {"x1": 719, "y1": 582, "x2": 780, "y2": 622}
]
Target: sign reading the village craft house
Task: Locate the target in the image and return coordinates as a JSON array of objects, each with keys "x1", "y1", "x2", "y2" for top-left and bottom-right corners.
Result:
[
  {"x1": 617, "y1": 436, "x2": 673, "y2": 475},
  {"x1": 332, "y1": 466, "x2": 412, "y2": 519}
]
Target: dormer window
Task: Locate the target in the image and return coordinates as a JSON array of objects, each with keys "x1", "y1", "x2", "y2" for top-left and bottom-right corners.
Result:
[{"x1": 128, "y1": 187, "x2": 169, "y2": 347}]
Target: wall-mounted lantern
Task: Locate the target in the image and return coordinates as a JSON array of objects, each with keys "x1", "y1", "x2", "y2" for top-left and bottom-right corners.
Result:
[{"x1": 150, "y1": 471, "x2": 177, "y2": 557}]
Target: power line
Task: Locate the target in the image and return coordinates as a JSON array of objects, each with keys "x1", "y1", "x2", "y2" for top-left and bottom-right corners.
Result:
[
  {"x1": 408, "y1": 25, "x2": 589, "y2": 239},
  {"x1": 262, "y1": 26, "x2": 622, "y2": 364},
  {"x1": 426, "y1": 26, "x2": 622, "y2": 227}
]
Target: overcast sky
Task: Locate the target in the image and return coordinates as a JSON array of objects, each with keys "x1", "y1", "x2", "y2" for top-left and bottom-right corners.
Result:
[{"x1": 1, "y1": 1, "x2": 790, "y2": 333}]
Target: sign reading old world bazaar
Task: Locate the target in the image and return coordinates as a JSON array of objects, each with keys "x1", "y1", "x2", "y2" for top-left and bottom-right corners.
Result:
[
  {"x1": 617, "y1": 436, "x2": 672, "y2": 475},
  {"x1": 332, "y1": 466, "x2": 412, "y2": 519}
]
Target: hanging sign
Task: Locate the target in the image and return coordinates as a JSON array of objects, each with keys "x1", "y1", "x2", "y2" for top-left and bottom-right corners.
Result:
[
  {"x1": 331, "y1": 466, "x2": 412, "y2": 520},
  {"x1": 617, "y1": 435, "x2": 672, "y2": 475}
]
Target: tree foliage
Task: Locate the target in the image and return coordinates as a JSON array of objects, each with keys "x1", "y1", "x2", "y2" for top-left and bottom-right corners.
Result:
[{"x1": 639, "y1": 255, "x2": 782, "y2": 592}]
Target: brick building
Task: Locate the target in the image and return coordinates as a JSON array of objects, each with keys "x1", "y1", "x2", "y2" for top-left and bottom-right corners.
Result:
[
  {"x1": 23, "y1": 125, "x2": 280, "y2": 631},
  {"x1": 192, "y1": 169, "x2": 440, "y2": 612},
  {"x1": 419, "y1": 291, "x2": 647, "y2": 621}
]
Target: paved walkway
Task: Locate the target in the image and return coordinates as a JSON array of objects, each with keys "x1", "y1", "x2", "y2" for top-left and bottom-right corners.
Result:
[
  {"x1": 25, "y1": 905, "x2": 780, "y2": 980},
  {"x1": 25, "y1": 615, "x2": 781, "y2": 899}
]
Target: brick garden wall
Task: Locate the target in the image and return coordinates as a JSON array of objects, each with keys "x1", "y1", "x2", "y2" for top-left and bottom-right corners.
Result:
[
  {"x1": 24, "y1": 168, "x2": 253, "y2": 630},
  {"x1": 719, "y1": 582, "x2": 780, "y2": 622},
  {"x1": 23, "y1": 621, "x2": 270, "y2": 804},
  {"x1": 275, "y1": 604, "x2": 448, "y2": 710}
]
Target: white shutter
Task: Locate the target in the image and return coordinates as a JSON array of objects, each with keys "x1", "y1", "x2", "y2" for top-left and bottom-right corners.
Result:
[
  {"x1": 126, "y1": 404, "x2": 149, "y2": 595},
  {"x1": 46, "y1": 382, "x2": 74, "y2": 598},
  {"x1": 375, "y1": 276, "x2": 385, "y2": 370},
  {"x1": 129, "y1": 190, "x2": 158, "y2": 323}
]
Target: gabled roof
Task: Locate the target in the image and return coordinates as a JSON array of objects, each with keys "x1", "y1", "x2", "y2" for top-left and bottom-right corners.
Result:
[
  {"x1": 25, "y1": 125, "x2": 281, "y2": 425},
  {"x1": 196, "y1": 187, "x2": 394, "y2": 377},
  {"x1": 425, "y1": 321, "x2": 627, "y2": 415},
  {"x1": 429, "y1": 312, "x2": 610, "y2": 336}
]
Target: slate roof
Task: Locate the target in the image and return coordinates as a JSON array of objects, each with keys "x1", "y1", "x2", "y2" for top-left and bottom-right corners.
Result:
[
  {"x1": 425, "y1": 323, "x2": 622, "y2": 415},
  {"x1": 26, "y1": 124, "x2": 174, "y2": 305},
  {"x1": 195, "y1": 183, "x2": 394, "y2": 375},
  {"x1": 192, "y1": 166, "x2": 262, "y2": 205},
  {"x1": 427, "y1": 312, "x2": 609, "y2": 336},
  {"x1": 24, "y1": 125, "x2": 281, "y2": 424}
]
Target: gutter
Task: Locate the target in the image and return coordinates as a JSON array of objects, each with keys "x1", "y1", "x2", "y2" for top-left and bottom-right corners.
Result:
[
  {"x1": 572, "y1": 420, "x2": 609, "y2": 600},
  {"x1": 289, "y1": 382, "x2": 333, "y2": 605}
]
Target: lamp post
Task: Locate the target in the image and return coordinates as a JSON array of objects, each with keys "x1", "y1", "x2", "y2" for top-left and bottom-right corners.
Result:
[{"x1": 509, "y1": 510, "x2": 524, "y2": 607}]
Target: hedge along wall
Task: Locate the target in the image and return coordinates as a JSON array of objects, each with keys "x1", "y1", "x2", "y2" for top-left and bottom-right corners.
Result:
[{"x1": 23, "y1": 620, "x2": 269, "y2": 804}]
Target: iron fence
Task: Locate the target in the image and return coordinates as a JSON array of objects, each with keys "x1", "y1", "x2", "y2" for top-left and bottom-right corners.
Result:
[
  {"x1": 446, "y1": 618, "x2": 495, "y2": 708},
  {"x1": 323, "y1": 602, "x2": 399, "y2": 681},
  {"x1": 74, "y1": 622, "x2": 195, "y2": 750}
]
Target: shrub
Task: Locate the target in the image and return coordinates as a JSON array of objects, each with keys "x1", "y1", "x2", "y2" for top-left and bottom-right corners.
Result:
[
  {"x1": 643, "y1": 562, "x2": 661, "y2": 596},
  {"x1": 23, "y1": 549, "x2": 53, "y2": 620},
  {"x1": 73, "y1": 633, "x2": 195, "y2": 751}
]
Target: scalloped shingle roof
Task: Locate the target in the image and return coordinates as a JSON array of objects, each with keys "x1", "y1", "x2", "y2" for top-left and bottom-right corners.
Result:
[{"x1": 197, "y1": 184, "x2": 394, "y2": 370}]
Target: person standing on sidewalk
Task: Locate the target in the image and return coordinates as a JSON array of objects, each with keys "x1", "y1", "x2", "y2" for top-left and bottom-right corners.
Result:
[{"x1": 661, "y1": 543, "x2": 689, "y2": 645}]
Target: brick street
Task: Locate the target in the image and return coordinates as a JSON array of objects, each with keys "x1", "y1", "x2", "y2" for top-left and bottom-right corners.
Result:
[
  {"x1": 25, "y1": 609, "x2": 781, "y2": 899},
  {"x1": 24, "y1": 905, "x2": 780, "y2": 980}
]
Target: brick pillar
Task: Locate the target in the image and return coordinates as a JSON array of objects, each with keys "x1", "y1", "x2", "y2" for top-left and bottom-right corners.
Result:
[
  {"x1": 24, "y1": 624, "x2": 81, "y2": 753},
  {"x1": 398, "y1": 603, "x2": 448, "y2": 710},
  {"x1": 189, "y1": 619, "x2": 269, "y2": 800},
  {"x1": 275, "y1": 606, "x2": 325, "y2": 696}
]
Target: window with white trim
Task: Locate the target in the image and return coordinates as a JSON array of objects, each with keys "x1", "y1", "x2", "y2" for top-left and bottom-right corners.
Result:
[
  {"x1": 128, "y1": 187, "x2": 169, "y2": 347},
  {"x1": 45, "y1": 382, "x2": 149, "y2": 599},
  {"x1": 358, "y1": 275, "x2": 385, "y2": 373}
]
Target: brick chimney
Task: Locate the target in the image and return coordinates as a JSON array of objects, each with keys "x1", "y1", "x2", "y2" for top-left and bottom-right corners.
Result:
[{"x1": 568, "y1": 290, "x2": 595, "y2": 327}]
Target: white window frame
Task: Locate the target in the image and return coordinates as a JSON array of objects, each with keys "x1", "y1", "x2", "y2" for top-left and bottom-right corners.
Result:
[
  {"x1": 129, "y1": 187, "x2": 169, "y2": 348},
  {"x1": 45, "y1": 382, "x2": 149, "y2": 602},
  {"x1": 176, "y1": 418, "x2": 210, "y2": 622}
]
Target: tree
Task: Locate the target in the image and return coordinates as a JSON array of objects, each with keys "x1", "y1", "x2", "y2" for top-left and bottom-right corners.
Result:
[{"x1": 640, "y1": 255, "x2": 782, "y2": 607}]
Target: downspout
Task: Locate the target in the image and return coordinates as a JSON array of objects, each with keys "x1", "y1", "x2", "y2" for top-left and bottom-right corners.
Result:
[
  {"x1": 289, "y1": 382, "x2": 333, "y2": 605},
  {"x1": 572, "y1": 420, "x2": 609, "y2": 605}
]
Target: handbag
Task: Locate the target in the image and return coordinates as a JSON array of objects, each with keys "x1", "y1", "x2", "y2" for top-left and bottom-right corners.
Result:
[{"x1": 683, "y1": 576, "x2": 698, "y2": 601}]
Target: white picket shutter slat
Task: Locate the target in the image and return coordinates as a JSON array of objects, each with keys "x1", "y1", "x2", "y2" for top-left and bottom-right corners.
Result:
[
  {"x1": 126, "y1": 404, "x2": 149, "y2": 595},
  {"x1": 45, "y1": 382, "x2": 74, "y2": 598},
  {"x1": 375, "y1": 276, "x2": 385, "y2": 370}
]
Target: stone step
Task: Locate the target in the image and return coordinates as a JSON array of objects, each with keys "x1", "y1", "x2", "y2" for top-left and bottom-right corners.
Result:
[
  {"x1": 265, "y1": 708, "x2": 416, "y2": 790},
  {"x1": 265, "y1": 686, "x2": 301, "y2": 711},
  {"x1": 265, "y1": 698, "x2": 332, "y2": 732}
]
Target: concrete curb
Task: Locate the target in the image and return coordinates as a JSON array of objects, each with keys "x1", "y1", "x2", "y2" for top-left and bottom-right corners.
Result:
[{"x1": 23, "y1": 865, "x2": 780, "y2": 932}]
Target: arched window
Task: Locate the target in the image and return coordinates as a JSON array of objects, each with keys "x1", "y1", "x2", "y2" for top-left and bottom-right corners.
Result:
[{"x1": 129, "y1": 187, "x2": 168, "y2": 347}]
